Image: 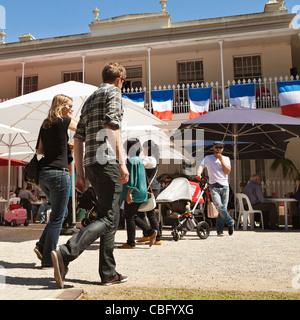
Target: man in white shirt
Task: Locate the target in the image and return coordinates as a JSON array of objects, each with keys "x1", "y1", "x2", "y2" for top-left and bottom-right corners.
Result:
[{"x1": 197, "y1": 141, "x2": 234, "y2": 236}]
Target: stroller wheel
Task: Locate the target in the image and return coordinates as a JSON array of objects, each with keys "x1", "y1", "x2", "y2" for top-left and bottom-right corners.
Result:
[
  {"x1": 196, "y1": 221, "x2": 210, "y2": 239},
  {"x1": 180, "y1": 230, "x2": 187, "y2": 237},
  {"x1": 171, "y1": 230, "x2": 180, "y2": 241}
]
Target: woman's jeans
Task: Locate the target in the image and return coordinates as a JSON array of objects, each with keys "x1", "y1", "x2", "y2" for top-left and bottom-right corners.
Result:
[
  {"x1": 59, "y1": 163, "x2": 121, "y2": 283},
  {"x1": 38, "y1": 168, "x2": 70, "y2": 266},
  {"x1": 209, "y1": 184, "x2": 234, "y2": 233}
]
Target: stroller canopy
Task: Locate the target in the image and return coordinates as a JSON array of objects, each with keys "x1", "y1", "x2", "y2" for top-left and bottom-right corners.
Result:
[{"x1": 157, "y1": 178, "x2": 193, "y2": 203}]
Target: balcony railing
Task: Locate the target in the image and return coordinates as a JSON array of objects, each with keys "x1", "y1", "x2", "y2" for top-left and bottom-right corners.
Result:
[{"x1": 122, "y1": 75, "x2": 300, "y2": 114}]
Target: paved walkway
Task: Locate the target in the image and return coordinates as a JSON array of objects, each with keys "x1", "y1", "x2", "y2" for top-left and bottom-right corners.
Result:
[{"x1": 1, "y1": 223, "x2": 300, "y2": 300}]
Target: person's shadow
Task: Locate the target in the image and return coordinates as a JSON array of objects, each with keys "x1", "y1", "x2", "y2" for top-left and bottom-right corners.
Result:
[{"x1": 0, "y1": 260, "x2": 73, "y2": 290}]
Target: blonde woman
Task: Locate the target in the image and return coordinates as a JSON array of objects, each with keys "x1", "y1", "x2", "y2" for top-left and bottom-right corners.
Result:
[{"x1": 34, "y1": 94, "x2": 78, "y2": 268}]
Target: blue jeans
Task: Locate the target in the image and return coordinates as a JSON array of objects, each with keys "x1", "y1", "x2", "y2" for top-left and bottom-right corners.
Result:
[
  {"x1": 38, "y1": 168, "x2": 70, "y2": 266},
  {"x1": 209, "y1": 184, "x2": 234, "y2": 233}
]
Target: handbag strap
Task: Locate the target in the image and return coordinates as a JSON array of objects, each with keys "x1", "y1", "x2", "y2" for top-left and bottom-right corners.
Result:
[
  {"x1": 145, "y1": 166, "x2": 158, "y2": 192},
  {"x1": 206, "y1": 189, "x2": 211, "y2": 203},
  {"x1": 145, "y1": 171, "x2": 154, "y2": 194}
]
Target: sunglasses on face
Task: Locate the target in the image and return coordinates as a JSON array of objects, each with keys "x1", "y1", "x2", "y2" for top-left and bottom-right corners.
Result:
[
  {"x1": 63, "y1": 103, "x2": 73, "y2": 108},
  {"x1": 214, "y1": 146, "x2": 224, "y2": 149}
]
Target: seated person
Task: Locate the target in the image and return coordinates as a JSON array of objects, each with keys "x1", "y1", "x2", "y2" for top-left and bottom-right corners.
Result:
[
  {"x1": 39, "y1": 197, "x2": 51, "y2": 224},
  {"x1": 291, "y1": 180, "x2": 300, "y2": 219},
  {"x1": 19, "y1": 184, "x2": 39, "y2": 221},
  {"x1": 243, "y1": 174, "x2": 279, "y2": 229},
  {"x1": 159, "y1": 175, "x2": 173, "y2": 194}
]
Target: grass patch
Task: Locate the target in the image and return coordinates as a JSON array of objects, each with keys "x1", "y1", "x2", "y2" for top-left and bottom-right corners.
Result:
[{"x1": 80, "y1": 287, "x2": 300, "y2": 300}]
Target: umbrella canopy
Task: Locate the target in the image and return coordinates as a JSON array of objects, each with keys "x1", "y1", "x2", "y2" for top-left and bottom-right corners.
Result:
[
  {"x1": 179, "y1": 106, "x2": 300, "y2": 206},
  {"x1": 0, "y1": 81, "x2": 165, "y2": 134},
  {"x1": 0, "y1": 157, "x2": 27, "y2": 166},
  {"x1": 179, "y1": 106, "x2": 300, "y2": 144}
]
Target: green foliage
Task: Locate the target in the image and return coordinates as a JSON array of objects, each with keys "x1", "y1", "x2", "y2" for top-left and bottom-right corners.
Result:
[{"x1": 271, "y1": 158, "x2": 299, "y2": 181}]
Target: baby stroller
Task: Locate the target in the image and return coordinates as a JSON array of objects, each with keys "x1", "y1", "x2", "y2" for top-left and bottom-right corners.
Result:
[
  {"x1": 156, "y1": 177, "x2": 210, "y2": 241},
  {"x1": 76, "y1": 187, "x2": 98, "y2": 227}
]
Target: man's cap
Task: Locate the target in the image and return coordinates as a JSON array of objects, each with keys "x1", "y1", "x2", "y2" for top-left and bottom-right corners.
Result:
[{"x1": 213, "y1": 141, "x2": 224, "y2": 146}]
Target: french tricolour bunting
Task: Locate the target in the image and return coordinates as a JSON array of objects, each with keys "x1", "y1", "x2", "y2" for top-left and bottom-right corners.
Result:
[
  {"x1": 230, "y1": 83, "x2": 256, "y2": 109},
  {"x1": 189, "y1": 87, "x2": 212, "y2": 119},
  {"x1": 123, "y1": 92, "x2": 145, "y2": 108},
  {"x1": 277, "y1": 81, "x2": 300, "y2": 117},
  {"x1": 151, "y1": 90, "x2": 173, "y2": 120}
]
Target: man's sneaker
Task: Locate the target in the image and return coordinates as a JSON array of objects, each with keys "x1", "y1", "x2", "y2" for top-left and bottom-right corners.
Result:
[
  {"x1": 51, "y1": 249, "x2": 68, "y2": 289},
  {"x1": 228, "y1": 223, "x2": 234, "y2": 236},
  {"x1": 101, "y1": 273, "x2": 128, "y2": 286},
  {"x1": 217, "y1": 231, "x2": 224, "y2": 237},
  {"x1": 34, "y1": 247, "x2": 42, "y2": 261}
]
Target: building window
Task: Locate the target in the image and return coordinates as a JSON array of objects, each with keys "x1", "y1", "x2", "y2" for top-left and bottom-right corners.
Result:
[
  {"x1": 177, "y1": 60, "x2": 204, "y2": 85},
  {"x1": 233, "y1": 55, "x2": 262, "y2": 81},
  {"x1": 17, "y1": 75, "x2": 38, "y2": 96},
  {"x1": 123, "y1": 66, "x2": 143, "y2": 91},
  {"x1": 63, "y1": 71, "x2": 83, "y2": 83}
]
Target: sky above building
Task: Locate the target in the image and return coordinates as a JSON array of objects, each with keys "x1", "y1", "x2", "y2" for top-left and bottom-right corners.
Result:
[{"x1": 0, "y1": 0, "x2": 299, "y2": 43}]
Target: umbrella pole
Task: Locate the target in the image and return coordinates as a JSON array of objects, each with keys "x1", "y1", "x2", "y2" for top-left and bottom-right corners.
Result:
[
  {"x1": 233, "y1": 124, "x2": 238, "y2": 221},
  {"x1": 71, "y1": 160, "x2": 76, "y2": 228},
  {"x1": 6, "y1": 134, "x2": 12, "y2": 209}
]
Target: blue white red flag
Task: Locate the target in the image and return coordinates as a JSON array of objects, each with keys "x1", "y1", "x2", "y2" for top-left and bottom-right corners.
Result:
[
  {"x1": 151, "y1": 90, "x2": 173, "y2": 120},
  {"x1": 123, "y1": 92, "x2": 145, "y2": 108},
  {"x1": 188, "y1": 87, "x2": 212, "y2": 119},
  {"x1": 230, "y1": 83, "x2": 256, "y2": 109},
  {"x1": 277, "y1": 81, "x2": 300, "y2": 117}
]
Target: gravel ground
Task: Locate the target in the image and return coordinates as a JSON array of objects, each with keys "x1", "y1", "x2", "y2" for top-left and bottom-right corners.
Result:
[{"x1": 0, "y1": 224, "x2": 300, "y2": 300}]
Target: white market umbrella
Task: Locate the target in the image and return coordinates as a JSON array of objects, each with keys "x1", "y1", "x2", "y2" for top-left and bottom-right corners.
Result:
[
  {"x1": 0, "y1": 81, "x2": 165, "y2": 132},
  {"x1": 0, "y1": 128, "x2": 33, "y2": 205}
]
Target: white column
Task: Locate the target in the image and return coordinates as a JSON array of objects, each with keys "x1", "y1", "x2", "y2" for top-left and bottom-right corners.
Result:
[
  {"x1": 218, "y1": 40, "x2": 225, "y2": 105},
  {"x1": 147, "y1": 47, "x2": 152, "y2": 112},
  {"x1": 21, "y1": 61, "x2": 26, "y2": 96},
  {"x1": 82, "y1": 54, "x2": 86, "y2": 83}
]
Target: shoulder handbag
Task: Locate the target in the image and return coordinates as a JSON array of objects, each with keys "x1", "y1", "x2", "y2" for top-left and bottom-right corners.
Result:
[
  {"x1": 24, "y1": 132, "x2": 43, "y2": 185},
  {"x1": 206, "y1": 189, "x2": 219, "y2": 218},
  {"x1": 138, "y1": 170, "x2": 157, "y2": 212},
  {"x1": 24, "y1": 153, "x2": 41, "y2": 185}
]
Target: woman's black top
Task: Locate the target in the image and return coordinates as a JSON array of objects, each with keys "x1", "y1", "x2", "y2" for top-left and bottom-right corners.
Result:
[{"x1": 39, "y1": 117, "x2": 71, "y2": 170}]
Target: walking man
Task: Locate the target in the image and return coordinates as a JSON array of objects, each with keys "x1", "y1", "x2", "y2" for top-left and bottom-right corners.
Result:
[
  {"x1": 51, "y1": 63, "x2": 129, "y2": 288},
  {"x1": 197, "y1": 141, "x2": 234, "y2": 236}
]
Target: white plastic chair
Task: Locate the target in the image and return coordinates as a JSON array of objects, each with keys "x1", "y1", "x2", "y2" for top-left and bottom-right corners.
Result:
[{"x1": 235, "y1": 193, "x2": 264, "y2": 231}]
